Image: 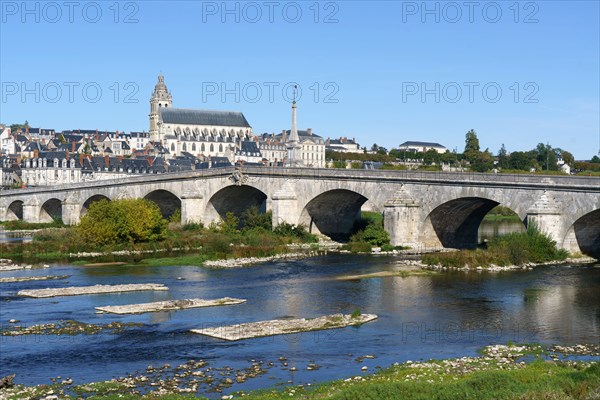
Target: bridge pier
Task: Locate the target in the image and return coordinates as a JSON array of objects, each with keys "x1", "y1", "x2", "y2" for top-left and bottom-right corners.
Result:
[
  {"x1": 383, "y1": 187, "x2": 421, "y2": 248},
  {"x1": 271, "y1": 182, "x2": 299, "y2": 229},
  {"x1": 526, "y1": 191, "x2": 564, "y2": 247},
  {"x1": 23, "y1": 196, "x2": 40, "y2": 223},
  {"x1": 181, "y1": 194, "x2": 204, "y2": 224},
  {"x1": 62, "y1": 202, "x2": 81, "y2": 225}
]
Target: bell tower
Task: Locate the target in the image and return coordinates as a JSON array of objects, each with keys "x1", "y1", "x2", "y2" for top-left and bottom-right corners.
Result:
[{"x1": 149, "y1": 74, "x2": 172, "y2": 141}]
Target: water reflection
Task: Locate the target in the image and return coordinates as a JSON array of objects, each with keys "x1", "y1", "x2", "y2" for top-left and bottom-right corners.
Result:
[{"x1": 478, "y1": 219, "x2": 525, "y2": 243}]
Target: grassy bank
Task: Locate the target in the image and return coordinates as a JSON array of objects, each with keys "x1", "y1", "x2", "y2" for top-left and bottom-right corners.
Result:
[
  {"x1": 423, "y1": 226, "x2": 569, "y2": 268},
  {"x1": 2, "y1": 345, "x2": 597, "y2": 399},
  {"x1": 0, "y1": 207, "x2": 318, "y2": 265},
  {"x1": 0, "y1": 219, "x2": 65, "y2": 231}
]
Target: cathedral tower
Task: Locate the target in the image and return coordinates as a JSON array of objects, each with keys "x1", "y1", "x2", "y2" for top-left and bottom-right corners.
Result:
[{"x1": 149, "y1": 74, "x2": 172, "y2": 140}]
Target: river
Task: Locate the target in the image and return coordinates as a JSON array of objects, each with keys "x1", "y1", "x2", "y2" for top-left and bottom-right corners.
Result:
[{"x1": 1, "y1": 255, "x2": 599, "y2": 397}]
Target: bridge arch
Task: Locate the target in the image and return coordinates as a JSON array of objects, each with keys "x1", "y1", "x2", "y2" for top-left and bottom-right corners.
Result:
[
  {"x1": 39, "y1": 198, "x2": 62, "y2": 223},
  {"x1": 81, "y1": 195, "x2": 111, "y2": 217},
  {"x1": 423, "y1": 197, "x2": 524, "y2": 249},
  {"x1": 6, "y1": 200, "x2": 24, "y2": 221},
  {"x1": 299, "y1": 189, "x2": 369, "y2": 240},
  {"x1": 144, "y1": 189, "x2": 182, "y2": 220},
  {"x1": 205, "y1": 185, "x2": 268, "y2": 225},
  {"x1": 562, "y1": 209, "x2": 600, "y2": 259}
]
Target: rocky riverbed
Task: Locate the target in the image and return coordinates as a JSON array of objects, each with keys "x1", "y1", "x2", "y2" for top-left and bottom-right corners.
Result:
[
  {"x1": 17, "y1": 283, "x2": 169, "y2": 298},
  {"x1": 95, "y1": 297, "x2": 247, "y2": 315},
  {"x1": 0, "y1": 275, "x2": 68, "y2": 283},
  {"x1": 1, "y1": 320, "x2": 144, "y2": 336},
  {"x1": 0, "y1": 259, "x2": 49, "y2": 272},
  {"x1": 0, "y1": 343, "x2": 597, "y2": 399}
]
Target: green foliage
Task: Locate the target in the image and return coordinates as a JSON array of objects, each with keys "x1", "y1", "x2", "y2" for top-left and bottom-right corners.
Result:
[
  {"x1": 351, "y1": 309, "x2": 361, "y2": 319},
  {"x1": 1, "y1": 219, "x2": 64, "y2": 230},
  {"x1": 591, "y1": 155, "x2": 600, "y2": 163},
  {"x1": 218, "y1": 212, "x2": 240, "y2": 234},
  {"x1": 168, "y1": 208, "x2": 182, "y2": 223},
  {"x1": 423, "y1": 225, "x2": 568, "y2": 268},
  {"x1": 345, "y1": 212, "x2": 390, "y2": 250},
  {"x1": 273, "y1": 223, "x2": 317, "y2": 242},
  {"x1": 240, "y1": 206, "x2": 272, "y2": 231},
  {"x1": 76, "y1": 199, "x2": 167, "y2": 247},
  {"x1": 483, "y1": 205, "x2": 521, "y2": 222},
  {"x1": 464, "y1": 129, "x2": 481, "y2": 162},
  {"x1": 182, "y1": 222, "x2": 204, "y2": 231},
  {"x1": 332, "y1": 160, "x2": 347, "y2": 169}
]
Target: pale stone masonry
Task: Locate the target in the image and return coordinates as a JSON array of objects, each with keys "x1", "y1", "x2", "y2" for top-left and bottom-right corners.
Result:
[{"x1": 1, "y1": 168, "x2": 599, "y2": 258}]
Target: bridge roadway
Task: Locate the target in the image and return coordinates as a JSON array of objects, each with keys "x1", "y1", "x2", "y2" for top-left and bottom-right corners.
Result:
[{"x1": 1, "y1": 166, "x2": 599, "y2": 258}]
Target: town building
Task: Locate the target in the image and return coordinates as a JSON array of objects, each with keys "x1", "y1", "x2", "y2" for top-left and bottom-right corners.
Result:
[
  {"x1": 326, "y1": 137, "x2": 362, "y2": 153},
  {"x1": 149, "y1": 75, "x2": 253, "y2": 160},
  {"x1": 398, "y1": 141, "x2": 447, "y2": 154}
]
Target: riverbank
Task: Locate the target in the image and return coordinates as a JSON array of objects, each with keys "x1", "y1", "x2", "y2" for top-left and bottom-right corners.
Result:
[{"x1": 0, "y1": 344, "x2": 597, "y2": 399}]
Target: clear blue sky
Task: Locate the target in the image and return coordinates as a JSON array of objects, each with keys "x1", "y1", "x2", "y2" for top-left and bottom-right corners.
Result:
[{"x1": 1, "y1": 0, "x2": 599, "y2": 159}]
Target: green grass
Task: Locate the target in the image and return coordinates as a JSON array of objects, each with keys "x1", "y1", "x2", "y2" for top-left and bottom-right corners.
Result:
[
  {"x1": 0, "y1": 219, "x2": 65, "y2": 230},
  {"x1": 232, "y1": 361, "x2": 599, "y2": 400},
  {"x1": 137, "y1": 254, "x2": 209, "y2": 267}
]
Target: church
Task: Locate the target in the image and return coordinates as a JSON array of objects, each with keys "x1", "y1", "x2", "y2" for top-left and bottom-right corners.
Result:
[{"x1": 149, "y1": 75, "x2": 254, "y2": 159}]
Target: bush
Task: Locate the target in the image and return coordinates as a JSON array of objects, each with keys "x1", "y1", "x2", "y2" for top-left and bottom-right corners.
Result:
[
  {"x1": 76, "y1": 199, "x2": 167, "y2": 247},
  {"x1": 348, "y1": 211, "x2": 390, "y2": 247},
  {"x1": 273, "y1": 223, "x2": 317, "y2": 242},
  {"x1": 218, "y1": 212, "x2": 240, "y2": 234},
  {"x1": 240, "y1": 207, "x2": 272, "y2": 231},
  {"x1": 423, "y1": 225, "x2": 568, "y2": 268}
]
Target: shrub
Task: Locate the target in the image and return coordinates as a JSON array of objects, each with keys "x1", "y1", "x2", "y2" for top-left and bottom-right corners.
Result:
[
  {"x1": 348, "y1": 211, "x2": 390, "y2": 247},
  {"x1": 218, "y1": 212, "x2": 240, "y2": 234},
  {"x1": 76, "y1": 199, "x2": 167, "y2": 247},
  {"x1": 273, "y1": 223, "x2": 317, "y2": 242},
  {"x1": 240, "y1": 207, "x2": 272, "y2": 231}
]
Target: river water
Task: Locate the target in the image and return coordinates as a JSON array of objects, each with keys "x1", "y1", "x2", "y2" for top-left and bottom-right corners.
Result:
[{"x1": 1, "y1": 255, "x2": 599, "y2": 397}]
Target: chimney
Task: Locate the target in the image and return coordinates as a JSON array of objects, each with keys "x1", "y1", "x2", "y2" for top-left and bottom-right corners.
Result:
[
  {"x1": 66, "y1": 150, "x2": 70, "y2": 161},
  {"x1": 146, "y1": 157, "x2": 154, "y2": 167},
  {"x1": 79, "y1": 154, "x2": 84, "y2": 166},
  {"x1": 282, "y1": 129, "x2": 287, "y2": 142},
  {"x1": 33, "y1": 149, "x2": 39, "y2": 159},
  {"x1": 71, "y1": 142, "x2": 76, "y2": 152},
  {"x1": 307, "y1": 128, "x2": 312, "y2": 135},
  {"x1": 104, "y1": 155, "x2": 110, "y2": 168}
]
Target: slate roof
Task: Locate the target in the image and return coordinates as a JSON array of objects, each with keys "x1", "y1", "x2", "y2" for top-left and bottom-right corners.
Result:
[
  {"x1": 160, "y1": 108, "x2": 251, "y2": 128},
  {"x1": 236, "y1": 141, "x2": 262, "y2": 156},
  {"x1": 399, "y1": 141, "x2": 446, "y2": 148}
]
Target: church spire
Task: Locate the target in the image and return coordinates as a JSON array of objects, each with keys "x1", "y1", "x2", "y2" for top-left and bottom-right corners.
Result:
[
  {"x1": 149, "y1": 74, "x2": 173, "y2": 141},
  {"x1": 286, "y1": 86, "x2": 302, "y2": 167}
]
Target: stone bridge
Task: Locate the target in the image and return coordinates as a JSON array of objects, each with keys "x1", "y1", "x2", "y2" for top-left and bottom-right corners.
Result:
[{"x1": 1, "y1": 166, "x2": 599, "y2": 258}]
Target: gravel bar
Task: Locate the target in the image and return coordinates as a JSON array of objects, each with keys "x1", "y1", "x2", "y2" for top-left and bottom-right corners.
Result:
[
  {"x1": 191, "y1": 313, "x2": 378, "y2": 341},
  {"x1": 18, "y1": 283, "x2": 168, "y2": 298},
  {"x1": 0, "y1": 275, "x2": 69, "y2": 283},
  {"x1": 95, "y1": 297, "x2": 247, "y2": 314}
]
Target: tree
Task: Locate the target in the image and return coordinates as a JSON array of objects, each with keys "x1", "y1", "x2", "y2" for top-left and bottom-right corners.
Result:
[
  {"x1": 370, "y1": 143, "x2": 380, "y2": 152},
  {"x1": 464, "y1": 129, "x2": 480, "y2": 162},
  {"x1": 470, "y1": 149, "x2": 494, "y2": 172},
  {"x1": 497, "y1": 144, "x2": 509, "y2": 169},
  {"x1": 509, "y1": 151, "x2": 534, "y2": 171},
  {"x1": 559, "y1": 150, "x2": 574, "y2": 166},
  {"x1": 76, "y1": 199, "x2": 167, "y2": 247},
  {"x1": 592, "y1": 155, "x2": 600, "y2": 164}
]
